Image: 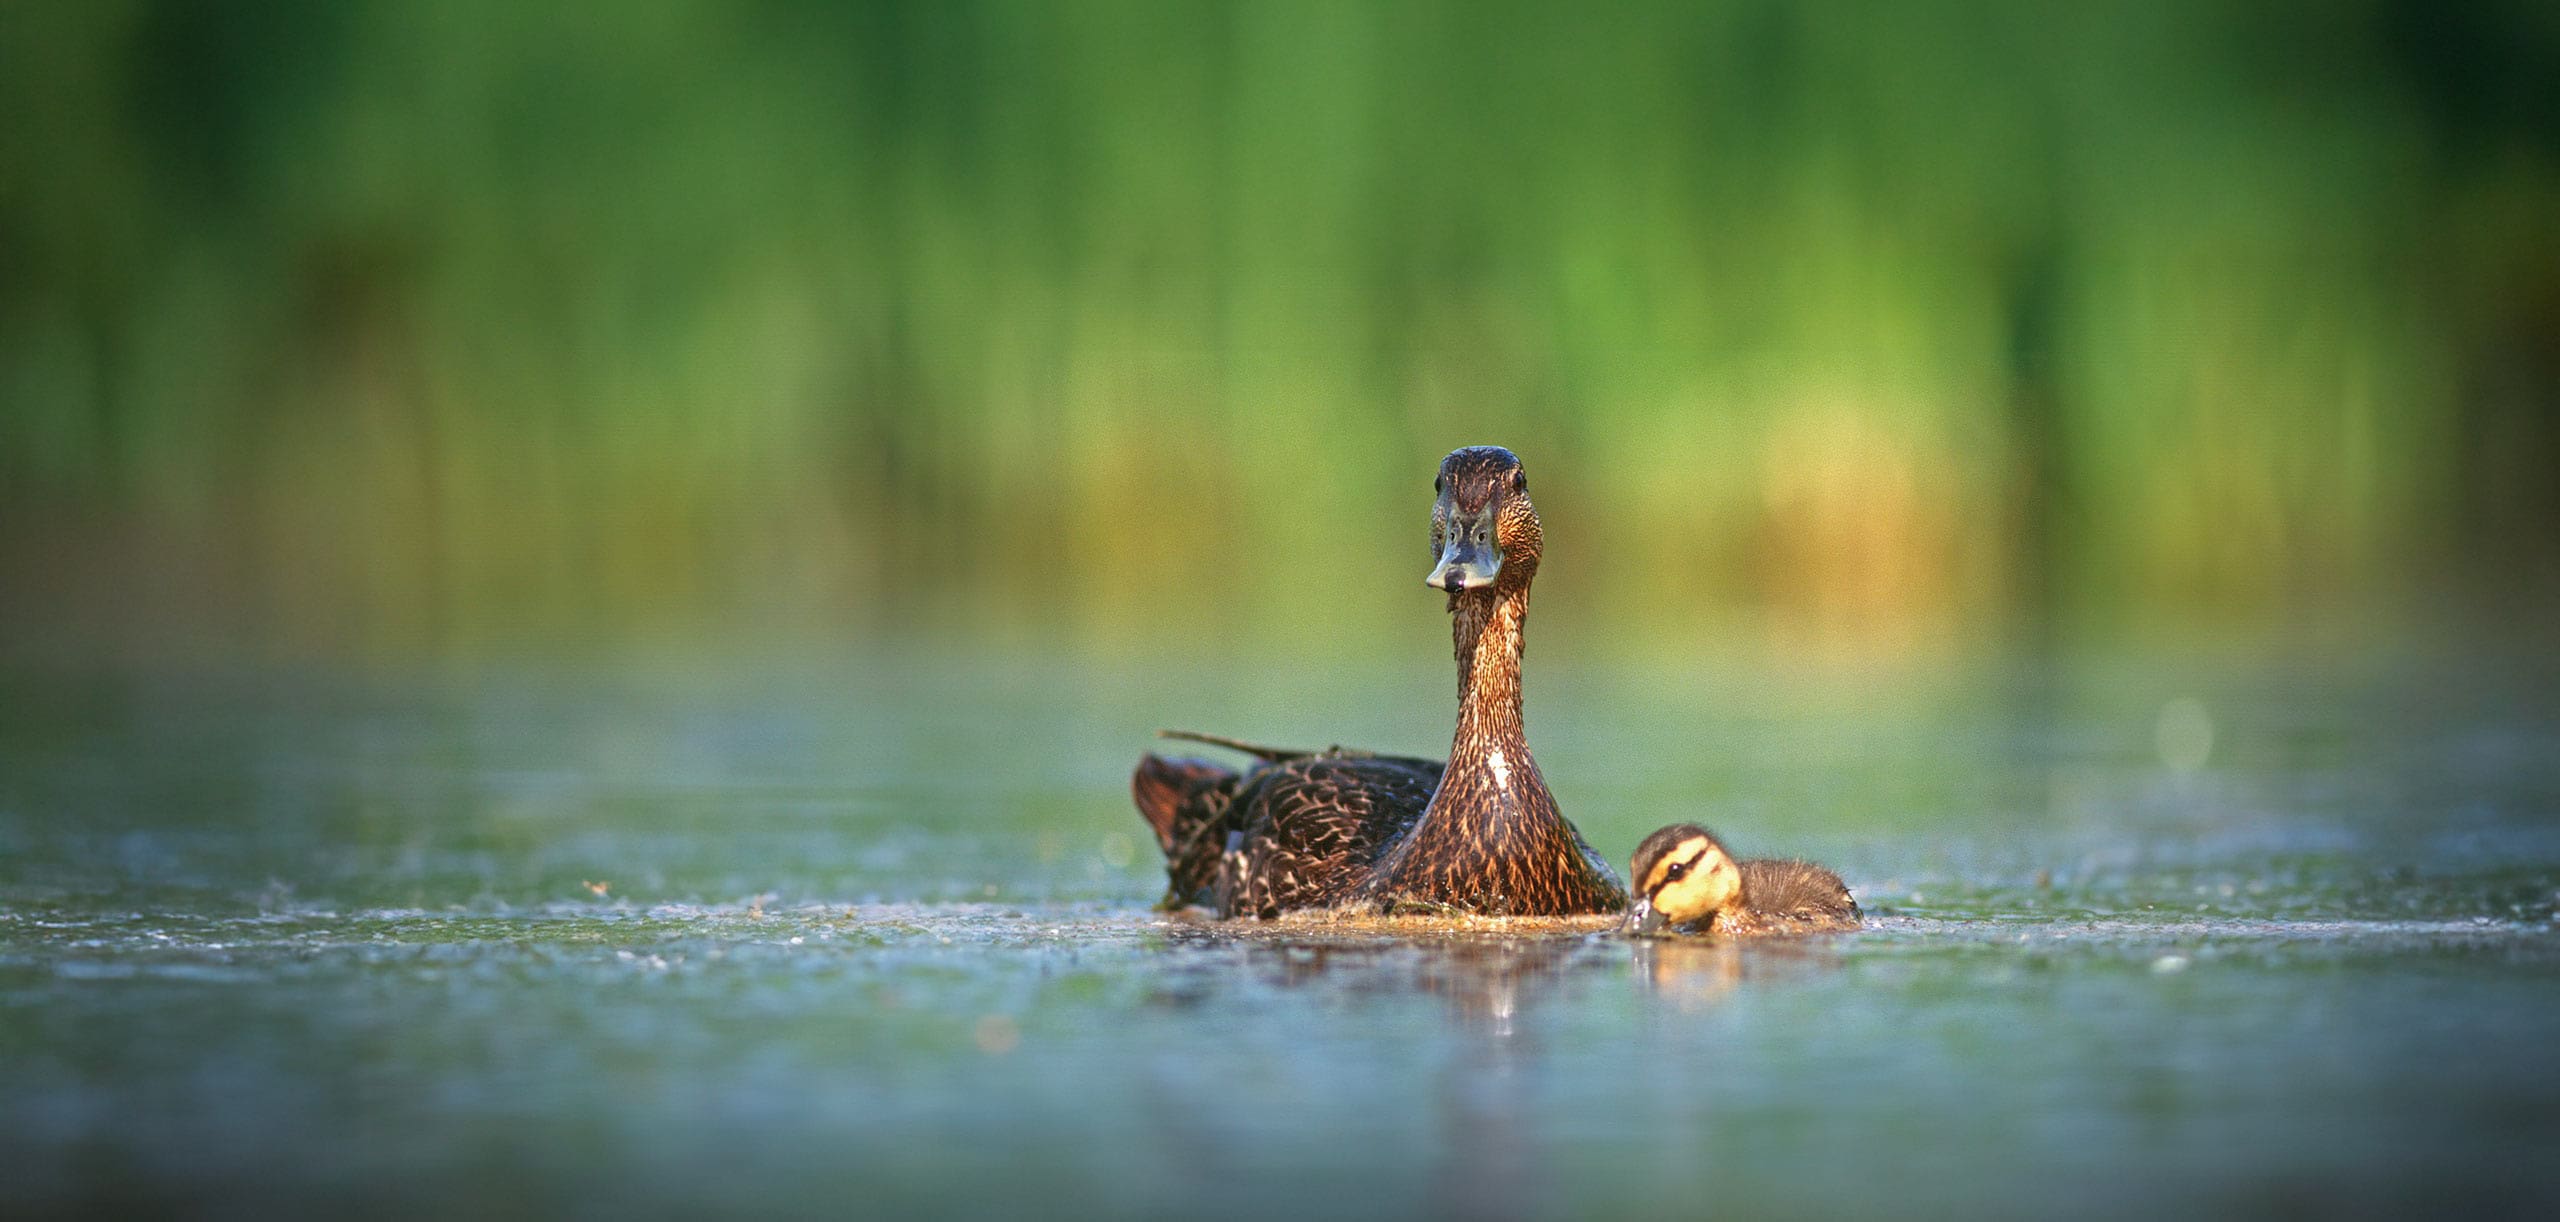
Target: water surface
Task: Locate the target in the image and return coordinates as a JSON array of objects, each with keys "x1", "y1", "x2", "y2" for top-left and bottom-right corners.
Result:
[{"x1": 4, "y1": 645, "x2": 2557, "y2": 1217}]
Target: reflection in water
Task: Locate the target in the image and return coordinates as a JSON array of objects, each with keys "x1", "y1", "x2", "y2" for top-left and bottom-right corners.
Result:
[
  {"x1": 1189, "y1": 931, "x2": 1606, "y2": 1033},
  {"x1": 1163, "y1": 932, "x2": 1603, "y2": 1219},
  {"x1": 1155, "y1": 927, "x2": 1854, "y2": 1218},
  {"x1": 1165, "y1": 924, "x2": 1856, "y2": 1024},
  {"x1": 1632, "y1": 936, "x2": 1743, "y2": 1008},
  {"x1": 1629, "y1": 936, "x2": 1849, "y2": 1012},
  {"x1": 1414, "y1": 941, "x2": 1554, "y2": 1222}
]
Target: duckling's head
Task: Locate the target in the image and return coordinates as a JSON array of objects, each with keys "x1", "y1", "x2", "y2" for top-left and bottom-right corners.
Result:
[
  {"x1": 1623, "y1": 823, "x2": 1743, "y2": 936},
  {"x1": 1428, "y1": 445, "x2": 1542, "y2": 593}
]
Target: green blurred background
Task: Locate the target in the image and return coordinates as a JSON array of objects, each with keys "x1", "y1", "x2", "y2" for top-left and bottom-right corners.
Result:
[{"x1": 5, "y1": 0, "x2": 2557, "y2": 665}]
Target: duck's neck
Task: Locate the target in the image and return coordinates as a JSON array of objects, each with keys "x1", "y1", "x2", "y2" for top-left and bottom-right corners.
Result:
[
  {"x1": 1431, "y1": 579, "x2": 1548, "y2": 821},
  {"x1": 1361, "y1": 560, "x2": 1624, "y2": 914}
]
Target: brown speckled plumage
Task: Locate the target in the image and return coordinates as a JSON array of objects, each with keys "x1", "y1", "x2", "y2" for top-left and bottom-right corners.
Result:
[
  {"x1": 1133, "y1": 737, "x2": 1442, "y2": 915},
  {"x1": 1131, "y1": 446, "x2": 1627, "y2": 919},
  {"x1": 1216, "y1": 752, "x2": 1445, "y2": 917},
  {"x1": 1131, "y1": 751, "x2": 1249, "y2": 910}
]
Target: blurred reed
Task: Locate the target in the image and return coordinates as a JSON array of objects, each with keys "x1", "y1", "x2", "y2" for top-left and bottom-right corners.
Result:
[{"x1": 2, "y1": 1, "x2": 2554, "y2": 660}]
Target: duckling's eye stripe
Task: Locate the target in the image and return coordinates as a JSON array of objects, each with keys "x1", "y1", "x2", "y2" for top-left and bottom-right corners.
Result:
[{"x1": 1646, "y1": 848, "x2": 1711, "y2": 896}]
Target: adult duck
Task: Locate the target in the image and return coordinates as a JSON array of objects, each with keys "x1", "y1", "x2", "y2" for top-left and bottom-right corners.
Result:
[{"x1": 1132, "y1": 446, "x2": 1625, "y2": 918}]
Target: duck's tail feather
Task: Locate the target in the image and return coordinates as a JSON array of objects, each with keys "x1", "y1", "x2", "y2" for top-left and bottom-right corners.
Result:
[
  {"x1": 1152, "y1": 729, "x2": 1316, "y2": 762},
  {"x1": 1131, "y1": 753, "x2": 1238, "y2": 852}
]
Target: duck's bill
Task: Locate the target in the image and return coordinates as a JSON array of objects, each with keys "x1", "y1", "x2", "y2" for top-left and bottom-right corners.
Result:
[
  {"x1": 1622, "y1": 896, "x2": 1666, "y2": 936},
  {"x1": 1426, "y1": 533, "x2": 1501, "y2": 592}
]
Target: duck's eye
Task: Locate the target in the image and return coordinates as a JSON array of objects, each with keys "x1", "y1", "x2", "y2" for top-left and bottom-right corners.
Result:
[
  {"x1": 1510, "y1": 470, "x2": 1526, "y2": 493},
  {"x1": 1664, "y1": 861, "x2": 1688, "y2": 882}
]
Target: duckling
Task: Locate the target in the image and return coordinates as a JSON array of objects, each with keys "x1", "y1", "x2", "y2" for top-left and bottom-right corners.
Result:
[
  {"x1": 1133, "y1": 447, "x2": 1625, "y2": 918},
  {"x1": 1621, "y1": 823, "x2": 1860, "y2": 936}
]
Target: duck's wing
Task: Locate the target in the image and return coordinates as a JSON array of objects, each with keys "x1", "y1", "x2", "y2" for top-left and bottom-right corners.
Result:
[{"x1": 1217, "y1": 755, "x2": 1440, "y2": 918}]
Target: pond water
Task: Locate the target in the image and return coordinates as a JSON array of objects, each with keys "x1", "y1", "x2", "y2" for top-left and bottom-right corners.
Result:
[{"x1": 3, "y1": 643, "x2": 2558, "y2": 1217}]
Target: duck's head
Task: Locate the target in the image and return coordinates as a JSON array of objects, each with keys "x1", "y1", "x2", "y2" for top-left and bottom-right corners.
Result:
[
  {"x1": 1427, "y1": 445, "x2": 1542, "y2": 593},
  {"x1": 1622, "y1": 823, "x2": 1743, "y2": 936}
]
